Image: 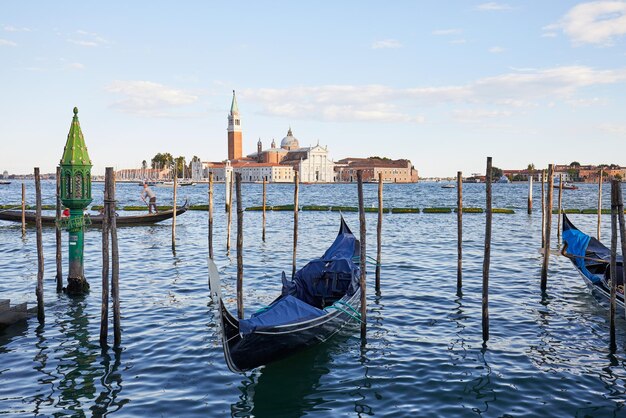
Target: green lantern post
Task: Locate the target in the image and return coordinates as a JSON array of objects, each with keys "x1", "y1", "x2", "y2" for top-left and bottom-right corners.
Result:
[{"x1": 59, "y1": 107, "x2": 93, "y2": 294}]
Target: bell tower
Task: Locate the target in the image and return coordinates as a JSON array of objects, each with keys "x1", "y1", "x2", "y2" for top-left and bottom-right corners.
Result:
[{"x1": 227, "y1": 90, "x2": 242, "y2": 160}]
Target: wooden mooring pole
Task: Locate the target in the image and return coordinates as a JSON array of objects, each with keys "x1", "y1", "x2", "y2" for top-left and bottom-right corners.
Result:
[
  {"x1": 292, "y1": 171, "x2": 299, "y2": 279},
  {"x1": 35, "y1": 167, "x2": 44, "y2": 323},
  {"x1": 262, "y1": 176, "x2": 267, "y2": 242},
  {"x1": 21, "y1": 182, "x2": 26, "y2": 236},
  {"x1": 541, "y1": 170, "x2": 546, "y2": 249},
  {"x1": 357, "y1": 170, "x2": 367, "y2": 339},
  {"x1": 110, "y1": 169, "x2": 121, "y2": 347},
  {"x1": 609, "y1": 179, "x2": 618, "y2": 352},
  {"x1": 541, "y1": 164, "x2": 554, "y2": 292},
  {"x1": 615, "y1": 181, "x2": 626, "y2": 321},
  {"x1": 527, "y1": 175, "x2": 533, "y2": 215},
  {"x1": 557, "y1": 174, "x2": 563, "y2": 243},
  {"x1": 598, "y1": 168, "x2": 603, "y2": 240},
  {"x1": 172, "y1": 168, "x2": 177, "y2": 249},
  {"x1": 482, "y1": 158, "x2": 492, "y2": 342},
  {"x1": 100, "y1": 168, "x2": 112, "y2": 348},
  {"x1": 208, "y1": 172, "x2": 214, "y2": 259},
  {"x1": 457, "y1": 171, "x2": 463, "y2": 292},
  {"x1": 227, "y1": 171, "x2": 233, "y2": 253},
  {"x1": 376, "y1": 172, "x2": 383, "y2": 292},
  {"x1": 55, "y1": 167, "x2": 62, "y2": 292},
  {"x1": 236, "y1": 173, "x2": 244, "y2": 319}
]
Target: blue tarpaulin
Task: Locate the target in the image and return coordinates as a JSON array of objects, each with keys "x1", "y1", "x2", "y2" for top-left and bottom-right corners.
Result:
[{"x1": 239, "y1": 295, "x2": 325, "y2": 335}]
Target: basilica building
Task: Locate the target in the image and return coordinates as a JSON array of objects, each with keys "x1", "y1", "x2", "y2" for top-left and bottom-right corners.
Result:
[{"x1": 205, "y1": 91, "x2": 335, "y2": 183}]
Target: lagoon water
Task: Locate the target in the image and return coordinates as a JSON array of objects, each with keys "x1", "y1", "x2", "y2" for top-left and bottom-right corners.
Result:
[{"x1": 1, "y1": 180, "x2": 626, "y2": 417}]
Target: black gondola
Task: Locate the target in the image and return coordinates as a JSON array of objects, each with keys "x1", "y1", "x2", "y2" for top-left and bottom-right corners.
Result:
[
  {"x1": 0, "y1": 200, "x2": 189, "y2": 227},
  {"x1": 561, "y1": 214, "x2": 624, "y2": 308},
  {"x1": 208, "y1": 217, "x2": 362, "y2": 373}
]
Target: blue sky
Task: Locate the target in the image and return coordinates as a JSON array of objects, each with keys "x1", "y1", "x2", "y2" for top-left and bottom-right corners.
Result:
[{"x1": 2, "y1": 1, "x2": 626, "y2": 177}]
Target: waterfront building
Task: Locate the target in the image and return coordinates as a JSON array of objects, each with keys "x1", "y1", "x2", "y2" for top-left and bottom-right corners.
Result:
[{"x1": 334, "y1": 157, "x2": 418, "y2": 183}]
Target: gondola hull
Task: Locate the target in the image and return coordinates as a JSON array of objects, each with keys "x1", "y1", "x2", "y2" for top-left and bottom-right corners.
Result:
[
  {"x1": 217, "y1": 290, "x2": 360, "y2": 373},
  {"x1": 0, "y1": 201, "x2": 189, "y2": 227},
  {"x1": 561, "y1": 214, "x2": 624, "y2": 309}
]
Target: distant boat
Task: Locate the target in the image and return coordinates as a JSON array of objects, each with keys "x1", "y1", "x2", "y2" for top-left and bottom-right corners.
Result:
[
  {"x1": 497, "y1": 176, "x2": 510, "y2": 184},
  {"x1": 554, "y1": 182, "x2": 578, "y2": 190},
  {"x1": 156, "y1": 180, "x2": 196, "y2": 188},
  {"x1": 0, "y1": 180, "x2": 10, "y2": 185},
  {"x1": 441, "y1": 184, "x2": 455, "y2": 189}
]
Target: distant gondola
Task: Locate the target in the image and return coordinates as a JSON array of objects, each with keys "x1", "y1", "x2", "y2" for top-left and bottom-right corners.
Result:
[
  {"x1": 0, "y1": 200, "x2": 189, "y2": 227},
  {"x1": 209, "y1": 216, "x2": 362, "y2": 373},
  {"x1": 561, "y1": 214, "x2": 624, "y2": 308}
]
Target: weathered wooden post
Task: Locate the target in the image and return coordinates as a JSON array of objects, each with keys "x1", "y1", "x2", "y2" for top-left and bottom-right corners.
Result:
[
  {"x1": 527, "y1": 174, "x2": 533, "y2": 214},
  {"x1": 172, "y1": 167, "x2": 177, "y2": 249},
  {"x1": 59, "y1": 107, "x2": 93, "y2": 294},
  {"x1": 376, "y1": 172, "x2": 383, "y2": 291},
  {"x1": 541, "y1": 164, "x2": 554, "y2": 291},
  {"x1": 100, "y1": 168, "x2": 111, "y2": 348},
  {"x1": 609, "y1": 179, "x2": 618, "y2": 352},
  {"x1": 110, "y1": 169, "x2": 121, "y2": 347},
  {"x1": 557, "y1": 174, "x2": 563, "y2": 243},
  {"x1": 236, "y1": 173, "x2": 244, "y2": 319},
  {"x1": 55, "y1": 167, "x2": 63, "y2": 292},
  {"x1": 21, "y1": 183, "x2": 26, "y2": 236},
  {"x1": 357, "y1": 170, "x2": 367, "y2": 339},
  {"x1": 208, "y1": 172, "x2": 214, "y2": 259},
  {"x1": 457, "y1": 171, "x2": 463, "y2": 292},
  {"x1": 292, "y1": 171, "x2": 299, "y2": 279},
  {"x1": 541, "y1": 170, "x2": 546, "y2": 249},
  {"x1": 35, "y1": 167, "x2": 44, "y2": 323},
  {"x1": 226, "y1": 171, "x2": 233, "y2": 252},
  {"x1": 262, "y1": 176, "x2": 267, "y2": 242},
  {"x1": 598, "y1": 168, "x2": 603, "y2": 240},
  {"x1": 482, "y1": 158, "x2": 492, "y2": 342},
  {"x1": 615, "y1": 181, "x2": 626, "y2": 321}
]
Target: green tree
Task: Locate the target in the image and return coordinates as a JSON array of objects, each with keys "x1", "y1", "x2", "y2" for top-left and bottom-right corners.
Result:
[
  {"x1": 174, "y1": 156, "x2": 186, "y2": 178},
  {"x1": 527, "y1": 163, "x2": 535, "y2": 171},
  {"x1": 151, "y1": 152, "x2": 174, "y2": 169},
  {"x1": 491, "y1": 166, "x2": 503, "y2": 179}
]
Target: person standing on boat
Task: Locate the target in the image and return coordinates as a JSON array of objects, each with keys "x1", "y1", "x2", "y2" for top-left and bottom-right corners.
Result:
[{"x1": 141, "y1": 182, "x2": 158, "y2": 214}]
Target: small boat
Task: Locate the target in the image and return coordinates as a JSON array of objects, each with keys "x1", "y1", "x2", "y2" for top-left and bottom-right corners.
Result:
[
  {"x1": 561, "y1": 214, "x2": 623, "y2": 309},
  {"x1": 156, "y1": 180, "x2": 196, "y2": 188},
  {"x1": 497, "y1": 175, "x2": 510, "y2": 184},
  {"x1": 441, "y1": 184, "x2": 455, "y2": 189},
  {"x1": 209, "y1": 217, "x2": 362, "y2": 373},
  {"x1": 0, "y1": 200, "x2": 189, "y2": 227},
  {"x1": 0, "y1": 181, "x2": 10, "y2": 185},
  {"x1": 554, "y1": 182, "x2": 578, "y2": 190}
]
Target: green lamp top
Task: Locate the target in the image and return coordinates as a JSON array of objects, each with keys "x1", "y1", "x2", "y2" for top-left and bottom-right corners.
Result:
[{"x1": 60, "y1": 107, "x2": 92, "y2": 167}]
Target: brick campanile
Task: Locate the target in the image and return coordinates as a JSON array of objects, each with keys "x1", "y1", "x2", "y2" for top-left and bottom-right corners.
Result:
[{"x1": 227, "y1": 90, "x2": 242, "y2": 160}]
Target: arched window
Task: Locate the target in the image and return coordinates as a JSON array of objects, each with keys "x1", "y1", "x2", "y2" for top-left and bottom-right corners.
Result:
[{"x1": 75, "y1": 173, "x2": 83, "y2": 199}]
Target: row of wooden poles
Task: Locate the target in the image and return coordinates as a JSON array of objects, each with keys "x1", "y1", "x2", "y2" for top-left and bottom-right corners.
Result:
[
  {"x1": 28, "y1": 160, "x2": 620, "y2": 347},
  {"x1": 30, "y1": 167, "x2": 124, "y2": 348},
  {"x1": 209, "y1": 170, "x2": 384, "y2": 338}
]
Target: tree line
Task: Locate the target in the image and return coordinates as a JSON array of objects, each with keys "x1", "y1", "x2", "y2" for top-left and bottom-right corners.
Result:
[{"x1": 145, "y1": 153, "x2": 202, "y2": 178}]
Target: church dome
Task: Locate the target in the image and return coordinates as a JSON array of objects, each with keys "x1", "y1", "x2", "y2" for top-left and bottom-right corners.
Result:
[{"x1": 280, "y1": 128, "x2": 300, "y2": 150}]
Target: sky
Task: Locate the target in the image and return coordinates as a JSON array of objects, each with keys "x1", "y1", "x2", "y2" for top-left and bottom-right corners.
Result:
[{"x1": 1, "y1": 1, "x2": 626, "y2": 177}]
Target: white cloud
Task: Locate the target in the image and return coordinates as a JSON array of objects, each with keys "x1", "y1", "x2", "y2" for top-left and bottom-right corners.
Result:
[
  {"x1": 67, "y1": 30, "x2": 110, "y2": 47},
  {"x1": 432, "y1": 28, "x2": 463, "y2": 36},
  {"x1": 240, "y1": 65, "x2": 625, "y2": 123},
  {"x1": 546, "y1": 1, "x2": 626, "y2": 45},
  {"x1": 106, "y1": 80, "x2": 199, "y2": 117},
  {"x1": 476, "y1": 2, "x2": 513, "y2": 11},
  {"x1": 4, "y1": 25, "x2": 31, "y2": 32},
  {"x1": 452, "y1": 109, "x2": 513, "y2": 123},
  {"x1": 599, "y1": 123, "x2": 626, "y2": 134},
  {"x1": 68, "y1": 62, "x2": 85, "y2": 70},
  {"x1": 0, "y1": 38, "x2": 16, "y2": 46},
  {"x1": 489, "y1": 46, "x2": 506, "y2": 53},
  {"x1": 371, "y1": 39, "x2": 402, "y2": 49}
]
